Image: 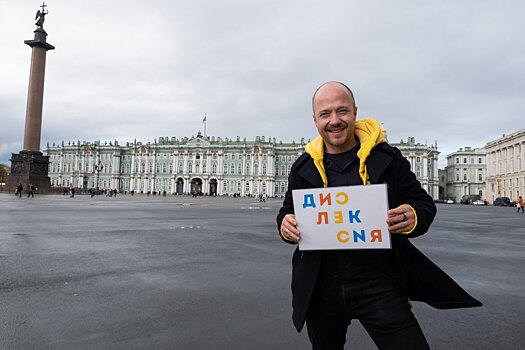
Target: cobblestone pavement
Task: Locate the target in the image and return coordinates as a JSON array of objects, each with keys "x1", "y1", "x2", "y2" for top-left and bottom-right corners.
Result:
[{"x1": 0, "y1": 193, "x2": 523, "y2": 349}]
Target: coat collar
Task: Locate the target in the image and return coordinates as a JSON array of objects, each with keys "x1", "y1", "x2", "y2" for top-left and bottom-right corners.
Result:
[{"x1": 297, "y1": 143, "x2": 394, "y2": 186}]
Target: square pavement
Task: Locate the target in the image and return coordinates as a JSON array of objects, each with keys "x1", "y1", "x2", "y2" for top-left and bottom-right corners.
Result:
[{"x1": 0, "y1": 193, "x2": 524, "y2": 349}]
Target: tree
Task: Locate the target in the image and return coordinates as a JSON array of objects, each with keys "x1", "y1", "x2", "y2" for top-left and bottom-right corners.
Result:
[{"x1": 0, "y1": 164, "x2": 8, "y2": 183}]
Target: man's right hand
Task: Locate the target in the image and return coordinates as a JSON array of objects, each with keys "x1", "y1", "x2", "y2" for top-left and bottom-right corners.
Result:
[{"x1": 281, "y1": 214, "x2": 301, "y2": 243}]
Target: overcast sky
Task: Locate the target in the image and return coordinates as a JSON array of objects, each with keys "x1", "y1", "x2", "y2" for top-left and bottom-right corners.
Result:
[{"x1": 1, "y1": 0, "x2": 523, "y2": 167}]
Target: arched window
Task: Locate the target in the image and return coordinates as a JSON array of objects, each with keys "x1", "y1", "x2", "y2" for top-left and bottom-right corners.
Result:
[{"x1": 230, "y1": 164, "x2": 235, "y2": 174}]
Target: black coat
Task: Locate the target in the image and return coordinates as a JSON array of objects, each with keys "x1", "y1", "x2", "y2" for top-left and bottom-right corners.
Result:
[{"x1": 277, "y1": 143, "x2": 482, "y2": 332}]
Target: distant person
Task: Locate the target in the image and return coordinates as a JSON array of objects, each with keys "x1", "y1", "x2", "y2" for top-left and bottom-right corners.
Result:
[
  {"x1": 16, "y1": 183, "x2": 23, "y2": 198},
  {"x1": 27, "y1": 184, "x2": 34, "y2": 198},
  {"x1": 70, "y1": 187, "x2": 75, "y2": 198},
  {"x1": 517, "y1": 196, "x2": 524, "y2": 213}
]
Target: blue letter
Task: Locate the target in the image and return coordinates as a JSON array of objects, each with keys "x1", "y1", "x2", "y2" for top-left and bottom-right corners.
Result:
[
  {"x1": 348, "y1": 210, "x2": 362, "y2": 223},
  {"x1": 353, "y1": 229, "x2": 366, "y2": 243},
  {"x1": 303, "y1": 194, "x2": 316, "y2": 209}
]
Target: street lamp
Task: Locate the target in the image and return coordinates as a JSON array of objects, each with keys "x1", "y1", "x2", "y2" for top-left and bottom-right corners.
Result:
[{"x1": 94, "y1": 161, "x2": 104, "y2": 193}]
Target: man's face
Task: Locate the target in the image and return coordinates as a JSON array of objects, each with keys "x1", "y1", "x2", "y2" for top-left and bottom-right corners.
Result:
[{"x1": 312, "y1": 83, "x2": 358, "y2": 154}]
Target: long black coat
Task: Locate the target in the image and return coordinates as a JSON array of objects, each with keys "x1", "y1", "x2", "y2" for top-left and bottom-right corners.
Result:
[{"x1": 277, "y1": 143, "x2": 482, "y2": 332}]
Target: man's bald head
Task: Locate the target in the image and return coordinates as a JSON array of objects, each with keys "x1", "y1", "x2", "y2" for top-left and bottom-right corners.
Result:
[{"x1": 312, "y1": 81, "x2": 356, "y2": 112}]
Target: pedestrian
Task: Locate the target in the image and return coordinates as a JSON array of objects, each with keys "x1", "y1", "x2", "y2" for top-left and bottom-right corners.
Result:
[
  {"x1": 70, "y1": 187, "x2": 75, "y2": 198},
  {"x1": 517, "y1": 196, "x2": 524, "y2": 213},
  {"x1": 277, "y1": 81, "x2": 481, "y2": 349},
  {"x1": 27, "y1": 184, "x2": 34, "y2": 198},
  {"x1": 16, "y1": 183, "x2": 23, "y2": 198}
]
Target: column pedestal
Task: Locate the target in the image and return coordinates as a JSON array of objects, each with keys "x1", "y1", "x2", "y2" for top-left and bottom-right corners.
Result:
[{"x1": 7, "y1": 151, "x2": 51, "y2": 193}]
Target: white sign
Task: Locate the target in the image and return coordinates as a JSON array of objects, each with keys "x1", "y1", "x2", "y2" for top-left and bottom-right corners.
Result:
[{"x1": 292, "y1": 184, "x2": 391, "y2": 250}]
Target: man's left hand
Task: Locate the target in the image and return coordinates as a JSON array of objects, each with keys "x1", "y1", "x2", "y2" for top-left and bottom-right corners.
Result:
[{"x1": 387, "y1": 205, "x2": 414, "y2": 234}]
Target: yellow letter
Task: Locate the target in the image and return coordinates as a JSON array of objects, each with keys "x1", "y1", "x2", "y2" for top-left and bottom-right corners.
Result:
[
  {"x1": 335, "y1": 192, "x2": 348, "y2": 205},
  {"x1": 337, "y1": 230, "x2": 349, "y2": 243}
]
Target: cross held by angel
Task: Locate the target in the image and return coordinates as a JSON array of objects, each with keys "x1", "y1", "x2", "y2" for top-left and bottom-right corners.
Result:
[{"x1": 35, "y1": 2, "x2": 48, "y2": 29}]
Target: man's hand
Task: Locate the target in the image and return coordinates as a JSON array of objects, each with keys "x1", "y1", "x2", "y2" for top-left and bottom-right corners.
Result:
[
  {"x1": 281, "y1": 214, "x2": 301, "y2": 242},
  {"x1": 387, "y1": 205, "x2": 415, "y2": 234}
]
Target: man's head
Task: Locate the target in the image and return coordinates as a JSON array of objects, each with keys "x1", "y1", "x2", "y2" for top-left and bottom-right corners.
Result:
[{"x1": 312, "y1": 81, "x2": 358, "y2": 154}]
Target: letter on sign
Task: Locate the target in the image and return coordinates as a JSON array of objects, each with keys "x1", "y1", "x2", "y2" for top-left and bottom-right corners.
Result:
[
  {"x1": 348, "y1": 210, "x2": 362, "y2": 223},
  {"x1": 335, "y1": 192, "x2": 348, "y2": 205},
  {"x1": 303, "y1": 194, "x2": 316, "y2": 209},
  {"x1": 317, "y1": 212, "x2": 329, "y2": 224}
]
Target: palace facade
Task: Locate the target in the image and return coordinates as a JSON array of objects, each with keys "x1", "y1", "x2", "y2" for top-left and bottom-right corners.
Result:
[{"x1": 45, "y1": 133, "x2": 440, "y2": 199}]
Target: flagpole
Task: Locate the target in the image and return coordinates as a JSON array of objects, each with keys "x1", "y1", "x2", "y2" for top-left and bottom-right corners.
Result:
[{"x1": 203, "y1": 113, "x2": 207, "y2": 137}]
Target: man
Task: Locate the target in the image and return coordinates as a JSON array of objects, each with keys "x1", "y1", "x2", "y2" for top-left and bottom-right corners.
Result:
[
  {"x1": 277, "y1": 82, "x2": 481, "y2": 349},
  {"x1": 16, "y1": 183, "x2": 23, "y2": 198},
  {"x1": 27, "y1": 184, "x2": 34, "y2": 198}
]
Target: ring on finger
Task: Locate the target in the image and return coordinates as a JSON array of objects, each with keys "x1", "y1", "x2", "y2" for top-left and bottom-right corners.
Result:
[{"x1": 402, "y1": 212, "x2": 407, "y2": 222}]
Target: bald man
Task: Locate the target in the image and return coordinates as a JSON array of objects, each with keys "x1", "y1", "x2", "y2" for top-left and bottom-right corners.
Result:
[{"x1": 277, "y1": 82, "x2": 481, "y2": 349}]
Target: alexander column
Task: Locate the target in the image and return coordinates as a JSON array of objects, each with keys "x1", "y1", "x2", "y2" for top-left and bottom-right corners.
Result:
[{"x1": 7, "y1": 3, "x2": 55, "y2": 193}]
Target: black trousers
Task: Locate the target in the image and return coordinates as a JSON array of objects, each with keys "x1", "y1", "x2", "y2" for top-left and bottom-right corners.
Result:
[{"x1": 306, "y1": 277, "x2": 430, "y2": 350}]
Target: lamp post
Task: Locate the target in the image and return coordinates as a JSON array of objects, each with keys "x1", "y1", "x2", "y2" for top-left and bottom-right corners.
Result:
[{"x1": 94, "y1": 161, "x2": 104, "y2": 193}]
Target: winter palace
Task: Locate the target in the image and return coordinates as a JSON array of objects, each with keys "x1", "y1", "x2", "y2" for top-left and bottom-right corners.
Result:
[{"x1": 45, "y1": 133, "x2": 440, "y2": 199}]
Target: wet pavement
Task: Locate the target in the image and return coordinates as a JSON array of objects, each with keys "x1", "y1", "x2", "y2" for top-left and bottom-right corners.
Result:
[{"x1": 0, "y1": 193, "x2": 524, "y2": 349}]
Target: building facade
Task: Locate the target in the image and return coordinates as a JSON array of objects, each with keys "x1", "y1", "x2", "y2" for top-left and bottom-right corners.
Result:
[
  {"x1": 485, "y1": 129, "x2": 525, "y2": 203},
  {"x1": 45, "y1": 134, "x2": 440, "y2": 199},
  {"x1": 394, "y1": 137, "x2": 440, "y2": 200},
  {"x1": 444, "y1": 147, "x2": 487, "y2": 203}
]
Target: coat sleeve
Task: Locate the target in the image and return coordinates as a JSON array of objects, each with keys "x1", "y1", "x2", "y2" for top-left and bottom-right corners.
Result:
[
  {"x1": 389, "y1": 147, "x2": 437, "y2": 238},
  {"x1": 276, "y1": 164, "x2": 299, "y2": 245}
]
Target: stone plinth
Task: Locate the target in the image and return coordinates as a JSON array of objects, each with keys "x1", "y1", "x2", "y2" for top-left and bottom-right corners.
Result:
[{"x1": 7, "y1": 151, "x2": 51, "y2": 193}]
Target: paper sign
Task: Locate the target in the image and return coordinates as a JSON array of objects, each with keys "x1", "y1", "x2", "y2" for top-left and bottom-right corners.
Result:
[{"x1": 292, "y1": 184, "x2": 391, "y2": 250}]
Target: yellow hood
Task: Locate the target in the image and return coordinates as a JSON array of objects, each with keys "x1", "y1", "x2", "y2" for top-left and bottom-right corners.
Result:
[{"x1": 304, "y1": 118, "x2": 387, "y2": 187}]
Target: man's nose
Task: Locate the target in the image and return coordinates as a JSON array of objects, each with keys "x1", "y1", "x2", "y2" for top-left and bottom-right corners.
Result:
[{"x1": 328, "y1": 111, "x2": 340, "y2": 124}]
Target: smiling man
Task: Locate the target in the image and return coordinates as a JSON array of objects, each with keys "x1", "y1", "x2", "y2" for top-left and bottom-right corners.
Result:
[{"x1": 277, "y1": 82, "x2": 481, "y2": 349}]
